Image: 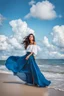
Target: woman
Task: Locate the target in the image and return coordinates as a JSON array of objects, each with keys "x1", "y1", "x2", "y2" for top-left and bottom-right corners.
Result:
[{"x1": 5, "y1": 33, "x2": 51, "y2": 87}]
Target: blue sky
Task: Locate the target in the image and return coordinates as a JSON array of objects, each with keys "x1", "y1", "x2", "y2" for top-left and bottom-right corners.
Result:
[{"x1": 0, "y1": 0, "x2": 64, "y2": 59}]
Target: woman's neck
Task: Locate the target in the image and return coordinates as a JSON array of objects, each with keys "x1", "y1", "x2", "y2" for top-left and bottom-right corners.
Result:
[
  {"x1": 30, "y1": 41, "x2": 34, "y2": 44},
  {"x1": 29, "y1": 43, "x2": 34, "y2": 45}
]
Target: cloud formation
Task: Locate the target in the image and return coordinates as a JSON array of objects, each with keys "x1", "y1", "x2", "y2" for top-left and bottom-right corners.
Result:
[
  {"x1": 29, "y1": 0, "x2": 36, "y2": 6},
  {"x1": 9, "y1": 19, "x2": 35, "y2": 42},
  {"x1": 51, "y1": 25, "x2": 64, "y2": 48},
  {"x1": 0, "y1": 14, "x2": 6, "y2": 25},
  {"x1": 0, "y1": 18, "x2": 64, "y2": 59},
  {"x1": 41, "y1": 25, "x2": 64, "y2": 59},
  {"x1": 0, "y1": 19, "x2": 35, "y2": 59},
  {"x1": 25, "y1": 1, "x2": 57, "y2": 20}
]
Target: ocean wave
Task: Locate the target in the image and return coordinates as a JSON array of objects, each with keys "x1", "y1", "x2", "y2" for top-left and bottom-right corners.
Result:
[
  {"x1": 0, "y1": 70, "x2": 12, "y2": 74},
  {"x1": 0, "y1": 64, "x2": 64, "y2": 91}
]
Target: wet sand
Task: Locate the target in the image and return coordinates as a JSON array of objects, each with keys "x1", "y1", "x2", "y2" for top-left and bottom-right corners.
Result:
[{"x1": 0, "y1": 73, "x2": 64, "y2": 96}]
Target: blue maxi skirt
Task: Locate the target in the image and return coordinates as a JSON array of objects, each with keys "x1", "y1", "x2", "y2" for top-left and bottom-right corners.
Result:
[{"x1": 5, "y1": 52, "x2": 51, "y2": 87}]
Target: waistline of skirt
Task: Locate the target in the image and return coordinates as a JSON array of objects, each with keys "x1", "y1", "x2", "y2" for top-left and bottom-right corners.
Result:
[{"x1": 26, "y1": 52, "x2": 35, "y2": 59}]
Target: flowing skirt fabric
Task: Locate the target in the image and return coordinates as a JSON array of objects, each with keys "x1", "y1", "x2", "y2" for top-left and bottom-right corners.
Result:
[{"x1": 5, "y1": 52, "x2": 51, "y2": 87}]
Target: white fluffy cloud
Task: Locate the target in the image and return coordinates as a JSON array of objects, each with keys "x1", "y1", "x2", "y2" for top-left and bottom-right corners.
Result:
[
  {"x1": 0, "y1": 19, "x2": 35, "y2": 59},
  {"x1": 0, "y1": 35, "x2": 21, "y2": 52},
  {"x1": 0, "y1": 14, "x2": 6, "y2": 25},
  {"x1": 25, "y1": 1, "x2": 57, "y2": 20},
  {"x1": 29, "y1": 0, "x2": 35, "y2": 5},
  {"x1": 49, "y1": 51, "x2": 64, "y2": 59},
  {"x1": 42, "y1": 36, "x2": 56, "y2": 51},
  {"x1": 51, "y1": 25, "x2": 64, "y2": 48},
  {"x1": 0, "y1": 35, "x2": 10, "y2": 50},
  {"x1": 9, "y1": 19, "x2": 35, "y2": 42},
  {"x1": 41, "y1": 25, "x2": 64, "y2": 59}
]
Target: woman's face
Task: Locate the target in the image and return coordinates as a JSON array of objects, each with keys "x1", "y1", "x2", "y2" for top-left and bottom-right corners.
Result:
[{"x1": 29, "y1": 35, "x2": 34, "y2": 41}]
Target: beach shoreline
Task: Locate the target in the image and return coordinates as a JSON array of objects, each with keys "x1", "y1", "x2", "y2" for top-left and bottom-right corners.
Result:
[{"x1": 0, "y1": 73, "x2": 64, "y2": 96}]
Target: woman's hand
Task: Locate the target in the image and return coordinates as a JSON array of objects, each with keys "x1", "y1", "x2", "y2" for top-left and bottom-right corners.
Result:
[
  {"x1": 25, "y1": 52, "x2": 34, "y2": 60},
  {"x1": 25, "y1": 55, "x2": 30, "y2": 60}
]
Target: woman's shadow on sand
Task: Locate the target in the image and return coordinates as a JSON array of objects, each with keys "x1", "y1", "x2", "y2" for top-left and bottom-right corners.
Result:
[{"x1": 3, "y1": 81, "x2": 33, "y2": 86}]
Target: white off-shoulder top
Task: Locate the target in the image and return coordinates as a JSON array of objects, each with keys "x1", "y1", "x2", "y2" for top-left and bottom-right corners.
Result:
[{"x1": 26, "y1": 44, "x2": 42, "y2": 55}]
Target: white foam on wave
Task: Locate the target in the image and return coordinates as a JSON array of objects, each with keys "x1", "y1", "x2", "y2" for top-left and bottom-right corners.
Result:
[
  {"x1": 48, "y1": 86, "x2": 64, "y2": 92},
  {"x1": 42, "y1": 71, "x2": 64, "y2": 78},
  {"x1": 0, "y1": 65, "x2": 8, "y2": 69},
  {"x1": 0, "y1": 65, "x2": 12, "y2": 74},
  {"x1": 38, "y1": 64, "x2": 52, "y2": 68},
  {"x1": 0, "y1": 70, "x2": 12, "y2": 74},
  {"x1": 41, "y1": 71, "x2": 64, "y2": 92},
  {"x1": 0, "y1": 65, "x2": 6, "y2": 69}
]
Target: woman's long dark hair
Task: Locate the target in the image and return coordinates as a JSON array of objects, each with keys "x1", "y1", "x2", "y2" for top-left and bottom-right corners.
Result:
[{"x1": 21, "y1": 33, "x2": 35, "y2": 49}]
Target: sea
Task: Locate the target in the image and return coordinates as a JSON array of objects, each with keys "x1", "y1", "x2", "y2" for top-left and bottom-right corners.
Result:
[{"x1": 0, "y1": 59, "x2": 64, "y2": 91}]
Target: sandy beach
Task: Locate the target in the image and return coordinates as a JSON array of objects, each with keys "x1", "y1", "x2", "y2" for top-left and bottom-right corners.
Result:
[{"x1": 0, "y1": 73, "x2": 64, "y2": 96}]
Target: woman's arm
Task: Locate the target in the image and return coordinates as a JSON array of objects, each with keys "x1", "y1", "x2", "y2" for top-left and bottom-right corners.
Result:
[{"x1": 25, "y1": 52, "x2": 34, "y2": 60}]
